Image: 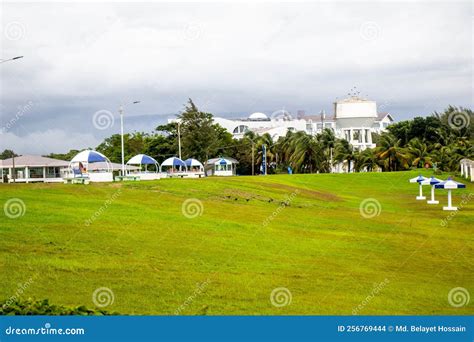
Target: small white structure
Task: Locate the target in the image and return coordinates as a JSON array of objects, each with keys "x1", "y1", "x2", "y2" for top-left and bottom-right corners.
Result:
[
  {"x1": 184, "y1": 158, "x2": 205, "y2": 178},
  {"x1": 435, "y1": 178, "x2": 466, "y2": 211},
  {"x1": 460, "y1": 159, "x2": 474, "y2": 182},
  {"x1": 126, "y1": 154, "x2": 161, "y2": 180},
  {"x1": 205, "y1": 157, "x2": 238, "y2": 177},
  {"x1": 409, "y1": 175, "x2": 428, "y2": 200},
  {"x1": 67, "y1": 150, "x2": 114, "y2": 182},
  {"x1": 161, "y1": 157, "x2": 187, "y2": 176},
  {"x1": 420, "y1": 177, "x2": 443, "y2": 204},
  {"x1": 0, "y1": 155, "x2": 69, "y2": 183}
]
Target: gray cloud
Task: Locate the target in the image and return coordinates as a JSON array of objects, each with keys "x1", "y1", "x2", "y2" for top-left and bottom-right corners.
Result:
[{"x1": 0, "y1": 1, "x2": 472, "y2": 154}]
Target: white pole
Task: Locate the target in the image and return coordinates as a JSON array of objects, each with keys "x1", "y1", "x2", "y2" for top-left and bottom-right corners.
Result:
[
  {"x1": 120, "y1": 105, "x2": 125, "y2": 176},
  {"x1": 178, "y1": 122, "x2": 182, "y2": 160},
  {"x1": 448, "y1": 190, "x2": 452, "y2": 208},
  {"x1": 416, "y1": 183, "x2": 426, "y2": 200},
  {"x1": 427, "y1": 185, "x2": 438, "y2": 204}
]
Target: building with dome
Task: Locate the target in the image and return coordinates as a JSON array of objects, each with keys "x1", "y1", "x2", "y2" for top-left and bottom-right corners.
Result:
[{"x1": 211, "y1": 95, "x2": 394, "y2": 150}]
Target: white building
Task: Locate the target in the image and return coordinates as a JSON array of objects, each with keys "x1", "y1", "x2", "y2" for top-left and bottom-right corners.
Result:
[
  {"x1": 211, "y1": 96, "x2": 394, "y2": 150},
  {"x1": 0, "y1": 155, "x2": 70, "y2": 183}
]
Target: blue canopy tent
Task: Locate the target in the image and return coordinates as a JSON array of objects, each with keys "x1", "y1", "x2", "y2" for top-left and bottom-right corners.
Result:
[
  {"x1": 409, "y1": 175, "x2": 428, "y2": 200},
  {"x1": 435, "y1": 177, "x2": 466, "y2": 211},
  {"x1": 127, "y1": 154, "x2": 160, "y2": 172},
  {"x1": 161, "y1": 157, "x2": 186, "y2": 173},
  {"x1": 68, "y1": 150, "x2": 113, "y2": 182},
  {"x1": 126, "y1": 154, "x2": 161, "y2": 180},
  {"x1": 185, "y1": 158, "x2": 204, "y2": 172},
  {"x1": 420, "y1": 176, "x2": 443, "y2": 204}
]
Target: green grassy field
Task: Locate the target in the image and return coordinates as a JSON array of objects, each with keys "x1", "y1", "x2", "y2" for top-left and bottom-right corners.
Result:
[{"x1": 0, "y1": 170, "x2": 473, "y2": 315}]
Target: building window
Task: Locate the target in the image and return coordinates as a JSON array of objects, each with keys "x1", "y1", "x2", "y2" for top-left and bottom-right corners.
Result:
[
  {"x1": 29, "y1": 167, "x2": 44, "y2": 178},
  {"x1": 233, "y1": 125, "x2": 249, "y2": 134},
  {"x1": 46, "y1": 167, "x2": 61, "y2": 178}
]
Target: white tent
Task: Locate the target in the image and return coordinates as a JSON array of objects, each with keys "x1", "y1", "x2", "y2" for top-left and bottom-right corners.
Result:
[
  {"x1": 68, "y1": 150, "x2": 113, "y2": 182},
  {"x1": 161, "y1": 157, "x2": 187, "y2": 173},
  {"x1": 126, "y1": 154, "x2": 161, "y2": 180}
]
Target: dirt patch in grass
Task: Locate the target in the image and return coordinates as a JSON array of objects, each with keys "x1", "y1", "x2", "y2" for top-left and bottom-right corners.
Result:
[{"x1": 263, "y1": 182, "x2": 342, "y2": 202}]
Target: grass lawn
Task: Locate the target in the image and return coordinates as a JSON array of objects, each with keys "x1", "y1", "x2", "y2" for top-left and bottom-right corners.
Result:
[{"x1": 0, "y1": 170, "x2": 473, "y2": 315}]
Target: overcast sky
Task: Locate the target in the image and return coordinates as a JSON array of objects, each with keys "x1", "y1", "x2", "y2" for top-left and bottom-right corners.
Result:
[{"x1": 0, "y1": 1, "x2": 472, "y2": 154}]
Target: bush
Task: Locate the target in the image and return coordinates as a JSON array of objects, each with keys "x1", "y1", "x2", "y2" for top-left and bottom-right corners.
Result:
[{"x1": 0, "y1": 298, "x2": 118, "y2": 315}]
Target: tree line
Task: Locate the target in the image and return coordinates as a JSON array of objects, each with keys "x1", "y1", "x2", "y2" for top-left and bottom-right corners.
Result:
[{"x1": 2, "y1": 100, "x2": 472, "y2": 175}]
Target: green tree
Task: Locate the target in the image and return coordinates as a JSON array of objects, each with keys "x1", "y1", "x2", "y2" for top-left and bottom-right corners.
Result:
[
  {"x1": 334, "y1": 139, "x2": 356, "y2": 172},
  {"x1": 406, "y1": 138, "x2": 432, "y2": 168},
  {"x1": 0, "y1": 149, "x2": 18, "y2": 159},
  {"x1": 177, "y1": 99, "x2": 232, "y2": 161},
  {"x1": 375, "y1": 133, "x2": 409, "y2": 171}
]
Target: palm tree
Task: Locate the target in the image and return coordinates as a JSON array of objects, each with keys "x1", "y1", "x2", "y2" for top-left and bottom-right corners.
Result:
[
  {"x1": 406, "y1": 138, "x2": 432, "y2": 168},
  {"x1": 334, "y1": 139, "x2": 356, "y2": 172},
  {"x1": 354, "y1": 148, "x2": 379, "y2": 172},
  {"x1": 319, "y1": 128, "x2": 336, "y2": 171},
  {"x1": 289, "y1": 132, "x2": 324, "y2": 173},
  {"x1": 255, "y1": 133, "x2": 276, "y2": 173},
  {"x1": 375, "y1": 133, "x2": 409, "y2": 171}
]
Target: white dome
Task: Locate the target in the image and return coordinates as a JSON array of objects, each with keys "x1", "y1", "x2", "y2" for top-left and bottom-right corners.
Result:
[{"x1": 248, "y1": 112, "x2": 268, "y2": 120}]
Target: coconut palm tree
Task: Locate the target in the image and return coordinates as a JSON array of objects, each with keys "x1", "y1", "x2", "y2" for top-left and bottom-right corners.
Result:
[
  {"x1": 288, "y1": 132, "x2": 324, "y2": 173},
  {"x1": 406, "y1": 138, "x2": 432, "y2": 168},
  {"x1": 375, "y1": 133, "x2": 409, "y2": 171},
  {"x1": 334, "y1": 139, "x2": 356, "y2": 173},
  {"x1": 319, "y1": 128, "x2": 336, "y2": 171},
  {"x1": 354, "y1": 148, "x2": 379, "y2": 172}
]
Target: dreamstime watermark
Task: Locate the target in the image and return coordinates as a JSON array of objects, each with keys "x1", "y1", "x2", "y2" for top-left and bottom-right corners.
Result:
[
  {"x1": 4, "y1": 198, "x2": 26, "y2": 219},
  {"x1": 352, "y1": 278, "x2": 390, "y2": 315},
  {"x1": 448, "y1": 287, "x2": 470, "y2": 308},
  {"x1": 440, "y1": 192, "x2": 473, "y2": 227},
  {"x1": 84, "y1": 189, "x2": 122, "y2": 226},
  {"x1": 92, "y1": 109, "x2": 115, "y2": 130},
  {"x1": 359, "y1": 21, "x2": 380, "y2": 41},
  {"x1": 174, "y1": 279, "x2": 211, "y2": 315},
  {"x1": 1, "y1": 101, "x2": 35, "y2": 134},
  {"x1": 262, "y1": 190, "x2": 299, "y2": 227},
  {"x1": 270, "y1": 109, "x2": 293, "y2": 121},
  {"x1": 181, "y1": 198, "x2": 204, "y2": 219},
  {"x1": 92, "y1": 287, "x2": 115, "y2": 308},
  {"x1": 4, "y1": 21, "x2": 26, "y2": 41},
  {"x1": 183, "y1": 22, "x2": 203, "y2": 40},
  {"x1": 447, "y1": 110, "x2": 470, "y2": 130},
  {"x1": 359, "y1": 198, "x2": 382, "y2": 218},
  {"x1": 270, "y1": 287, "x2": 292, "y2": 307},
  {"x1": 3, "y1": 273, "x2": 40, "y2": 309}
]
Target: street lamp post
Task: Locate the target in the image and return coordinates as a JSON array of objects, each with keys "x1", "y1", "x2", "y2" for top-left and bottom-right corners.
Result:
[
  {"x1": 177, "y1": 121, "x2": 182, "y2": 160},
  {"x1": 119, "y1": 101, "x2": 140, "y2": 176}
]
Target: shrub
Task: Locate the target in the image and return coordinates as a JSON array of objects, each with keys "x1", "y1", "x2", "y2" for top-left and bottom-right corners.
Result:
[{"x1": 0, "y1": 298, "x2": 118, "y2": 315}]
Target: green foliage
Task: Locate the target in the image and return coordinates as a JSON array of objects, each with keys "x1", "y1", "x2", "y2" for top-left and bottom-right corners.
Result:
[
  {"x1": 177, "y1": 99, "x2": 233, "y2": 161},
  {"x1": 45, "y1": 150, "x2": 81, "y2": 161},
  {"x1": 0, "y1": 149, "x2": 18, "y2": 160},
  {"x1": 0, "y1": 298, "x2": 117, "y2": 315},
  {"x1": 46, "y1": 105, "x2": 472, "y2": 174}
]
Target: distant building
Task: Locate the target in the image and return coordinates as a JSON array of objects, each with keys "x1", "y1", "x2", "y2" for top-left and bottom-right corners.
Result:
[
  {"x1": 0, "y1": 155, "x2": 69, "y2": 183},
  {"x1": 209, "y1": 95, "x2": 394, "y2": 150}
]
